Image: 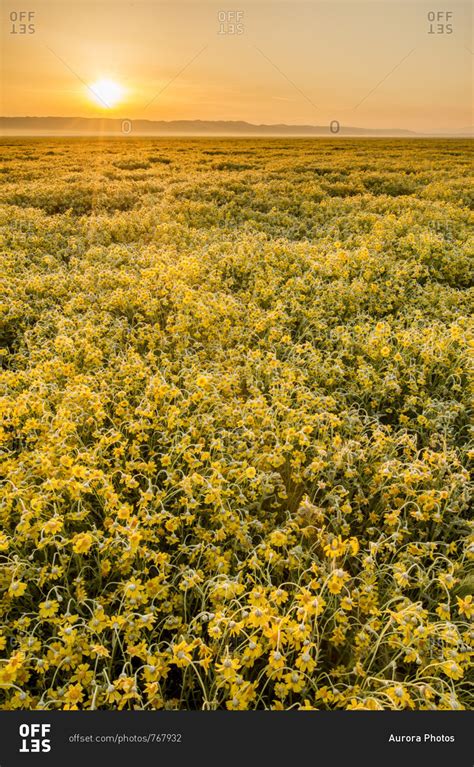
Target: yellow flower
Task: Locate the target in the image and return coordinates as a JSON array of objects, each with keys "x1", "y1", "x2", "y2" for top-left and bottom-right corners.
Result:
[
  {"x1": 441, "y1": 661, "x2": 464, "y2": 680},
  {"x1": 324, "y1": 535, "x2": 345, "y2": 559},
  {"x1": 340, "y1": 595, "x2": 354, "y2": 611},
  {"x1": 315, "y1": 686, "x2": 335, "y2": 703},
  {"x1": 267, "y1": 650, "x2": 286, "y2": 676},
  {"x1": 0, "y1": 666, "x2": 17, "y2": 685},
  {"x1": 215, "y1": 654, "x2": 241, "y2": 680},
  {"x1": 8, "y1": 581, "x2": 27, "y2": 598},
  {"x1": 456, "y1": 595, "x2": 472, "y2": 620},
  {"x1": 299, "y1": 699, "x2": 317, "y2": 710},
  {"x1": 246, "y1": 606, "x2": 269, "y2": 629},
  {"x1": 226, "y1": 694, "x2": 248, "y2": 711},
  {"x1": 90, "y1": 644, "x2": 110, "y2": 658},
  {"x1": 72, "y1": 532, "x2": 94, "y2": 554},
  {"x1": 245, "y1": 466, "x2": 256, "y2": 479},
  {"x1": 170, "y1": 640, "x2": 196, "y2": 668},
  {"x1": 272, "y1": 699, "x2": 286, "y2": 710},
  {"x1": 327, "y1": 569, "x2": 350, "y2": 595},
  {"x1": 63, "y1": 683, "x2": 84, "y2": 709},
  {"x1": 270, "y1": 587, "x2": 288, "y2": 606},
  {"x1": 348, "y1": 537, "x2": 359, "y2": 556},
  {"x1": 71, "y1": 664, "x2": 94, "y2": 686},
  {"x1": 386, "y1": 685, "x2": 414, "y2": 709},
  {"x1": 284, "y1": 671, "x2": 305, "y2": 693},
  {"x1": 296, "y1": 588, "x2": 326, "y2": 618},
  {"x1": 42, "y1": 517, "x2": 63, "y2": 535},
  {"x1": 242, "y1": 637, "x2": 263, "y2": 666},
  {"x1": 295, "y1": 647, "x2": 316, "y2": 673},
  {"x1": 346, "y1": 697, "x2": 383, "y2": 710},
  {"x1": 7, "y1": 651, "x2": 25, "y2": 671},
  {"x1": 196, "y1": 375, "x2": 210, "y2": 388},
  {"x1": 39, "y1": 599, "x2": 59, "y2": 619},
  {"x1": 436, "y1": 603, "x2": 451, "y2": 620},
  {"x1": 269, "y1": 530, "x2": 287, "y2": 547}
]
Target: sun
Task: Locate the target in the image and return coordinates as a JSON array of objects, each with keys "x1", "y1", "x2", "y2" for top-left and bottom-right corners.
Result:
[{"x1": 89, "y1": 79, "x2": 124, "y2": 108}]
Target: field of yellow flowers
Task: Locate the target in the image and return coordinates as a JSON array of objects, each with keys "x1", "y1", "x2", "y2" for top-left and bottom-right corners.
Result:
[{"x1": 0, "y1": 138, "x2": 472, "y2": 711}]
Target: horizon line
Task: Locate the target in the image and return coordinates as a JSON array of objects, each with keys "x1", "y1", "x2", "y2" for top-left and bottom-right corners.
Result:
[{"x1": 1, "y1": 116, "x2": 473, "y2": 139}]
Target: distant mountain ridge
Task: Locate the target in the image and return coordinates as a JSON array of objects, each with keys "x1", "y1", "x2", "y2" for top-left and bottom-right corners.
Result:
[
  {"x1": 1, "y1": 116, "x2": 472, "y2": 137},
  {"x1": 0, "y1": 116, "x2": 420, "y2": 136}
]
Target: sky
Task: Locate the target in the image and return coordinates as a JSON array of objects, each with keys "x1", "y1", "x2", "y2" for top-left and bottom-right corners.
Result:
[{"x1": 1, "y1": 0, "x2": 472, "y2": 132}]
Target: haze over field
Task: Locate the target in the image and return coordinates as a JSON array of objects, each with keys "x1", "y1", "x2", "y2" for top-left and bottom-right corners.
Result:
[{"x1": 0, "y1": 116, "x2": 423, "y2": 136}]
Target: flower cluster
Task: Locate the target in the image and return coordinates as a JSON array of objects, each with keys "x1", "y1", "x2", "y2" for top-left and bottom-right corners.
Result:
[{"x1": 0, "y1": 138, "x2": 472, "y2": 710}]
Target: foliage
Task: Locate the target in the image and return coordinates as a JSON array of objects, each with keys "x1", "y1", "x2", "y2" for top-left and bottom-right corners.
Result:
[{"x1": 0, "y1": 138, "x2": 472, "y2": 710}]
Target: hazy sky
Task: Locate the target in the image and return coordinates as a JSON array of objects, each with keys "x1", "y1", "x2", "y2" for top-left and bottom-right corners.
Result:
[{"x1": 1, "y1": 0, "x2": 472, "y2": 131}]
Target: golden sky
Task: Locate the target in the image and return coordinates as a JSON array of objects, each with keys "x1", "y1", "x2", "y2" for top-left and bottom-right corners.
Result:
[{"x1": 1, "y1": 0, "x2": 472, "y2": 131}]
